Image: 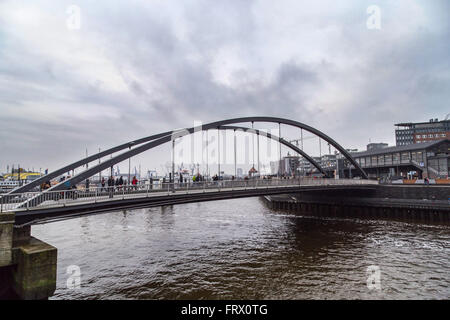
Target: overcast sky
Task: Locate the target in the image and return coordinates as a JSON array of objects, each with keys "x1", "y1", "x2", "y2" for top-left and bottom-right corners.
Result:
[{"x1": 0, "y1": 0, "x2": 449, "y2": 175}]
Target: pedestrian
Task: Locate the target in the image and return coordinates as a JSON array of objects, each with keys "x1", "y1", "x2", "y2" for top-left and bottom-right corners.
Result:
[
  {"x1": 132, "y1": 176, "x2": 138, "y2": 190},
  {"x1": 108, "y1": 176, "x2": 114, "y2": 198},
  {"x1": 101, "y1": 177, "x2": 105, "y2": 192},
  {"x1": 119, "y1": 176, "x2": 124, "y2": 191}
]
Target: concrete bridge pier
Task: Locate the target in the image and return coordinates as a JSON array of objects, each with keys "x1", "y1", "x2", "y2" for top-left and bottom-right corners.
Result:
[{"x1": 0, "y1": 213, "x2": 57, "y2": 300}]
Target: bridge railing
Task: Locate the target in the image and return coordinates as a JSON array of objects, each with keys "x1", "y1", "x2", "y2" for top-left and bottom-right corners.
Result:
[{"x1": 0, "y1": 178, "x2": 378, "y2": 213}]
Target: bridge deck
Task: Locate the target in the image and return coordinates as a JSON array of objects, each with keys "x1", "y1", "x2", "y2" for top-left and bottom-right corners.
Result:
[{"x1": 0, "y1": 179, "x2": 378, "y2": 226}]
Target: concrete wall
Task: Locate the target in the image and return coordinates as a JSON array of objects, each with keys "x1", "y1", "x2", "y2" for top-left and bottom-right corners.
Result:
[
  {"x1": 0, "y1": 213, "x2": 14, "y2": 267},
  {"x1": 293, "y1": 185, "x2": 450, "y2": 201},
  {"x1": 0, "y1": 213, "x2": 57, "y2": 300},
  {"x1": 374, "y1": 185, "x2": 450, "y2": 200}
]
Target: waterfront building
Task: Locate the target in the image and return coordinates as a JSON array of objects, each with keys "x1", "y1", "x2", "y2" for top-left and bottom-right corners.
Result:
[
  {"x1": 395, "y1": 118, "x2": 450, "y2": 146},
  {"x1": 367, "y1": 143, "x2": 388, "y2": 151},
  {"x1": 347, "y1": 139, "x2": 450, "y2": 179}
]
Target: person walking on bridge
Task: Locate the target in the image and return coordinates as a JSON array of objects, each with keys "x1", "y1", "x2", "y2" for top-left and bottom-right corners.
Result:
[
  {"x1": 119, "y1": 176, "x2": 124, "y2": 191},
  {"x1": 107, "y1": 176, "x2": 114, "y2": 198},
  {"x1": 132, "y1": 176, "x2": 138, "y2": 190}
]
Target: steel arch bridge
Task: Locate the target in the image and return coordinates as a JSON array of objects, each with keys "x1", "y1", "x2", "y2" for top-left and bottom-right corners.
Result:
[{"x1": 10, "y1": 116, "x2": 368, "y2": 195}]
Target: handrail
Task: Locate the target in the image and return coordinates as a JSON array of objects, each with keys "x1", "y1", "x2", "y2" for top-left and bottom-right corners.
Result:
[{"x1": 0, "y1": 178, "x2": 378, "y2": 213}]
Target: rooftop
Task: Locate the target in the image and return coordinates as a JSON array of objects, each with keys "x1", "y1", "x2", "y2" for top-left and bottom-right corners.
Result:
[
  {"x1": 350, "y1": 139, "x2": 449, "y2": 158},
  {"x1": 395, "y1": 119, "x2": 450, "y2": 127}
]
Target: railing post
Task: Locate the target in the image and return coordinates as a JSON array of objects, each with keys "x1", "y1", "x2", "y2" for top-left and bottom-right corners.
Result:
[{"x1": 0, "y1": 195, "x2": 2, "y2": 213}]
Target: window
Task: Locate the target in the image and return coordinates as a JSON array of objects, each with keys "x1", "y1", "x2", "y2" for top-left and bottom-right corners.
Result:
[
  {"x1": 416, "y1": 152, "x2": 423, "y2": 162},
  {"x1": 371, "y1": 156, "x2": 377, "y2": 165},
  {"x1": 401, "y1": 152, "x2": 410, "y2": 163},
  {"x1": 385, "y1": 154, "x2": 392, "y2": 165},
  {"x1": 393, "y1": 153, "x2": 400, "y2": 164}
]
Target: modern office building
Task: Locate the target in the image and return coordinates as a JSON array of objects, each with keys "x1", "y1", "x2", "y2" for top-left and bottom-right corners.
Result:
[{"x1": 395, "y1": 118, "x2": 450, "y2": 146}]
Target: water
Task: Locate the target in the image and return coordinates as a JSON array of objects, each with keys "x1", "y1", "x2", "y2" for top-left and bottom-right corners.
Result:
[{"x1": 31, "y1": 198, "x2": 450, "y2": 300}]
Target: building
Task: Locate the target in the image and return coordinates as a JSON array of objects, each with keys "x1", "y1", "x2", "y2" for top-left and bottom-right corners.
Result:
[
  {"x1": 270, "y1": 154, "x2": 301, "y2": 176},
  {"x1": 320, "y1": 154, "x2": 337, "y2": 169},
  {"x1": 395, "y1": 118, "x2": 450, "y2": 146},
  {"x1": 367, "y1": 143, "x2": 388, "y2": 151},
  {"x1": 248, "y1": 167, "x2": 258, "y2": 177},
  {"x1": 347, "y1": 139, "x2": 450, "y2": 179}
]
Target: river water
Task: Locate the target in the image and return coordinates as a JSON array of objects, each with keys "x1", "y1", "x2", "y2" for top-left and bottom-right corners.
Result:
[{"x1": 31, "y1": 197, "x2": 449, "y2": 300}]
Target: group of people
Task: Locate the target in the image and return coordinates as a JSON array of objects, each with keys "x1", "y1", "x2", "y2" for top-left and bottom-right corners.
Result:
[
  {"x1": 192, "y1": 174, "x2": 205, "y2": 182},
  {"x1": 100, "y1": 176, "x2": 139, "y2": 192},
  {"x1": 40, "y1": 180, "x2": 52, "y2": 190}
]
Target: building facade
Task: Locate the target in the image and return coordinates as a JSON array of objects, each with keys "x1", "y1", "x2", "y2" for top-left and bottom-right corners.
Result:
[
  {"x1": 348, "y1": 140, "x2": 450, "y2": 179},
  {"x1": 270, "y1": 156, "x2": 298, "y2": 176},
  {"x1": 395, "y1": 118, "x2": 450, "y2": 146},
  {"x1": 367, "y1": 143, "x2": 388, "y2": 151}
]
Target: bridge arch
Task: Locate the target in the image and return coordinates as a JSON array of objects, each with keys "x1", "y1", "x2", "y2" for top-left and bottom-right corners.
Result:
[
  {"x1": 219, "y1": 125, "x2": 327, "y2": 176},
  {"x1": 51, "y1": 124, "x2": 330, "y2": 191},
  {"x1": 12, "y1": 116, "x2": 366, "y2": 194}
]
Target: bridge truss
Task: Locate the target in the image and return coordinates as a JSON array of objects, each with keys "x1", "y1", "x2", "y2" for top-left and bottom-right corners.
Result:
[{"x1": 9, "y1": 116, "x2": 368, "y2": 197}]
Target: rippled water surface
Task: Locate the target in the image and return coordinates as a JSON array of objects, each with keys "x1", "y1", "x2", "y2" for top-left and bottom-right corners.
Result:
[{"x1": 31, "y1": 198, "x2": 450, "y2": 299}]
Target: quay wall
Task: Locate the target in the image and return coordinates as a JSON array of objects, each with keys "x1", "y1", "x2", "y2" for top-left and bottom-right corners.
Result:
[{"x1": 262, "y1": 185, "x2": 450, "y2": 224}]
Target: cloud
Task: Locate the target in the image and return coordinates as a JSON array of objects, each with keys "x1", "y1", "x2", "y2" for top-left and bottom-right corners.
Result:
[{"x1": 0, "y1": 0, "x2": 448, "y2": 174}]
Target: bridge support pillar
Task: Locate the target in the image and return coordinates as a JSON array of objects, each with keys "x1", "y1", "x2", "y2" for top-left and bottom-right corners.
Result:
[
  {"x1": 0, "y1": 213, "x2": 57, "y2": 300},
  {"x1": 0, "y1": 213, "x2": 15, "y2": 267}
]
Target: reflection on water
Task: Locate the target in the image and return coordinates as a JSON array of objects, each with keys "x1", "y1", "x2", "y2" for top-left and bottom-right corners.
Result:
[{"x1": 31, "y1": 198, "x2": 450, "y2": 300}]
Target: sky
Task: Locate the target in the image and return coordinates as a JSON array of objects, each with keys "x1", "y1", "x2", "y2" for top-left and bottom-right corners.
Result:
[{"x1": 0, "y1": 0, "x2": 449, "y2": 176}]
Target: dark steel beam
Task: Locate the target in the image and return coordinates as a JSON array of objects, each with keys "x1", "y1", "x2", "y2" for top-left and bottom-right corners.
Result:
[{"x1": 13, "y1": 116, "x2": 366, "y2": 194}]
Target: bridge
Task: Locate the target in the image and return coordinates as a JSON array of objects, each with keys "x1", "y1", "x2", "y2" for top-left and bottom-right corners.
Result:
[
  {"x1": 2, "y1": 178, "x2": 378, "y2": 226},
  {"x1": 1, "y1": 116, "x2": 373, "y2": 300}
]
